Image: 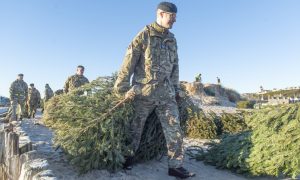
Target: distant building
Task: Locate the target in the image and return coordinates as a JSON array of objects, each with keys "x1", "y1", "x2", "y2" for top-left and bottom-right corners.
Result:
[
  {"x1": 252, "y1": 85, "x2": 300, "y2": 107},
  {"x1": 267, "y1": 96, "x2": 289, "y2": 105}
]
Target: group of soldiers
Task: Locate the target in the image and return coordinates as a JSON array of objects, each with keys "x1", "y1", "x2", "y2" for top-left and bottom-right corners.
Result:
[{"x1": 5, "y1": 65, "x2": 89, "y2": 122}]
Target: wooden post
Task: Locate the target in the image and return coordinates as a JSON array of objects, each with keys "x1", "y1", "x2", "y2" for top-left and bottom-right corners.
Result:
[
  {"x1": 0, "y1": 130, "x2": 5, "y2": 164},
  {"x1": 8, "y1": 132, "x2": 19, "y2": 156},
  {"x1": 5, "y1": 132, "x2": 19, "y2": 171}
]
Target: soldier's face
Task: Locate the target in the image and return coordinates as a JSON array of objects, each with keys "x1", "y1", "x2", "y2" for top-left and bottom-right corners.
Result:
[
  {"x1": 18, "y1": 75, "x2": 23, "y2": 80},
  {"x1": 76, "y1": 67, "x2": 84, "y2": 75},
  {"x1": 161, "y1": 12, "x2": 176, "y2": 29}
]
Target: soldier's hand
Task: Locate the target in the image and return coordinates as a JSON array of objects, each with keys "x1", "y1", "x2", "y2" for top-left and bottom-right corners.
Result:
[
  {"x1": 176, "y1": 90, "x2": 186, "y2": 102},
  {"x1": 125, "y1": 85, "x2": 141, "y2": 100},
  {"x1": 125, "y1": 90, "x2": 135, "y2": 100},
  {"x1": 178, "y1": 90, "x2": 186, "y2": 98}
]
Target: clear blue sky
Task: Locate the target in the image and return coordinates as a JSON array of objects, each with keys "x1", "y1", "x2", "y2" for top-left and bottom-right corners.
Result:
[{"x1": 1, "y1": 0, "x2": 299, "y2": 97}]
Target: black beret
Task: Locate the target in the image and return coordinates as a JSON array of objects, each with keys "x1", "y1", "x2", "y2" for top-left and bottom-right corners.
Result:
[
  {"x1": 77, "y1": 65, "x2": 85, "y2": 70},
  {"x1": 30, "y1": 83, "x2": 34, "y2": 87},
  {"x1": 157, "y1": 2, "x2": 177, "y2": 13},
  {"x1": 18, "y1": 73, "x2": 24, "y2": 76}
]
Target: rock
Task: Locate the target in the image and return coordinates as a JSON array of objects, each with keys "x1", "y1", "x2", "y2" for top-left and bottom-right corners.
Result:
[
  {"x1": 19, "y1": 158, "x2": 49, "y2": 180},
  {"x1": 181, "y1": 82, "x2": 241, "y2": 107},
  {"x1": 32, "y1": 170, "x2": 57, "y2": 180}
]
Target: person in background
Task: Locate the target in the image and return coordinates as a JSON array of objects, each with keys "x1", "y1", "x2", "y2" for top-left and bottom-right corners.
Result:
[
  {"x1": 42, "y1": 83, "x2": 54, "y2": 112},
  {"x1": 27, "y1": 83, "x2": 41, "y2": 118},
  {"x1": 5, "y1": 73, "x2": 28, "y2": 121},
  {"x1": 64, "y1": 65, "x2": 89, "y2": 94}
]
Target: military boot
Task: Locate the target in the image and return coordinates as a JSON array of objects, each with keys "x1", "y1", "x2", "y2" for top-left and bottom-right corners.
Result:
[
  {"x1": 168, "y1": 167, "x2": 195, "y2": 179},
  {"x1": 123, "y1": 156, "x2": 134, "y2": 170}
]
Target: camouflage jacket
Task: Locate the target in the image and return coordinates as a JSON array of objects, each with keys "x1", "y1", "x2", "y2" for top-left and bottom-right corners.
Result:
[
  {"x1": 64, "y1": 74, "x2": 89, "y2": 93},
  {"x1": 9, "y1": 79, "x2": 28, "y2": 100},
  {"x1": 54, "y1": 89, "x2": 64, "y2": 96},
  {"x1": 44, "y1": 87, "x2": 54, "y2": 101},
  {"x1": 28, "y1": 88, "x2": 41, "y2": 105},
  {"x1": 114, "y1": 22, "x2": 180, "y2": 100}
]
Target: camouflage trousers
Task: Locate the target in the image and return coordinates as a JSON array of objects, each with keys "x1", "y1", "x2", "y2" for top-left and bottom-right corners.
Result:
[
  {"x1": 131, "y1": 97, "x2": 184, "y2": 168},
  {"x1": 28, "y1": 103, "x2": 38, "y2": 118},
  {"x1": 6, "y1": 98, "x2": 26, "y2": 121},
  {"x1": 42, "y1": 100, "x2": 48, "y2": 113}
]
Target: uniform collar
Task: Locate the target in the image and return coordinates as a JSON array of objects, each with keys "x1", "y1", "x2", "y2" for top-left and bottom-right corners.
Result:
[{"x1": 151, "y1": 22, "x2": 169, "y2": 34}]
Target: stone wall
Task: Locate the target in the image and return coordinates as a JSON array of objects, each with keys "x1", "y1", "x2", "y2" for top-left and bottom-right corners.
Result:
[{"x1": 0, "y1": 122, "x2": 56, "y2": 180}]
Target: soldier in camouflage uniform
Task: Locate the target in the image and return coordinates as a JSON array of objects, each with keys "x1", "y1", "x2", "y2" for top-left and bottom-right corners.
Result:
[
  {"x1": 44, "y1": 83, "x2": 54, "y2": 102},
  {"x1": 217, "y1": 77, "x2": 221, "y2": 85},
  {"x1": 5, "y1": 73, "x2": 28, "y2": 121},
  {"x1": 42, "y1": 83, "x2": 54, "y2": 113},
  {"x1": 114, "y1": 2, "x2": 195, "y2": 178},
  {"x1": 195, "y1": 73, "x2": 202, "y2": 83},
  {"x1": 54, "y1": 89, "x2": 64, "y2": 96},
  {"x1": 64, "y1": 65, "x2": 89, "y2": 94},
  {"x1": 27, "y1": 83, "x2": 41, "y2": 118}
]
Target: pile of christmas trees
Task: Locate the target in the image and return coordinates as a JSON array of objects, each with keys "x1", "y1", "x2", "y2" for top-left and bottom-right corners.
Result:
[
  {"x1": 194, "y1": 104, "x2": 300, "y2": 178},
  {"x1": 43, "y1": 76, "x2": 220, "y2": 173},
  {"x1": 212, "y1": 112, "x2": 248, "y2": 135}
]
